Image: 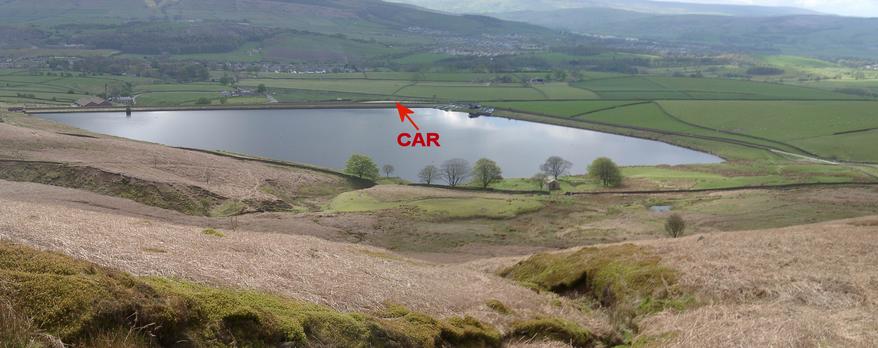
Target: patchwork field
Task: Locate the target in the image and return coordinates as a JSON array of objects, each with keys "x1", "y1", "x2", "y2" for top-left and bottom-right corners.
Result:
[
  {"x1": 571, "y1": 75, "x2": 858, "y2": 100},
  {"x1": 659, "y1": 100, "x2": 878, "y2": 162}
]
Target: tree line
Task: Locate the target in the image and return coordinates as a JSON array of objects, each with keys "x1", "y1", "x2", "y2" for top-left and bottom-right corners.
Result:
[{"x1": 344, "y1": 154, "x2": 624, "y2": 190}]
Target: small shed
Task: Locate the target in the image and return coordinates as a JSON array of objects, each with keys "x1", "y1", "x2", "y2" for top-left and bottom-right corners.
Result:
[{"x1": 546, "y1": 178, "x2": 561, "y2": 191}]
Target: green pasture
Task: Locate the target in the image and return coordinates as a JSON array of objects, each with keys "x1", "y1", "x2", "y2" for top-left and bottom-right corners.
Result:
[
  {"x1": 134, "y1": 92, "x2": 223, "y2": 106},
  {"x1": 572, "y1": 76, "x2": 858, "y2": 100},
  {"x1": 491, "y1": 100, "x2": 642, "y2": 117},
  {"x1": 239, "y1": 78, "x2": 412, "y2": 96},
  {"x1": 133, "y1": 83, "x2": 228, "y2": 93},
  {"x1": 659, "y1": 100, "x2": 878, "y2": 162},
  {"x1": 329, "y1": 189, "x2": 543, "y2": 219}
]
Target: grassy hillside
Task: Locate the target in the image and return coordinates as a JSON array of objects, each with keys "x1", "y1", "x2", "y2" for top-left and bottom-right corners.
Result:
[{"x1": 0, "y1": 0, "x2": 557, "y2": 38}]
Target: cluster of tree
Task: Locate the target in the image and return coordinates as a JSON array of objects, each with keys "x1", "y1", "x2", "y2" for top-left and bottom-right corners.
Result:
[
  {"x1": 65, "y1": 56, "x2": 210, "y2": 83},
  {"x1": 70, "y1": 57, "x2": 144, "y2": 76},
  {"x1": 0, "y1": 25, "x2": 47, "y2": 49},
  {"x1": 346, "y1": 154, "x2": 623, "y2": 190},
  {"x1": 155, "y1": 62, "x2": 210, "y2": 83},
  {"x1": 418, "y1": 158, "x2": 503, "y2": 188},
  {"x1": 345, "y1": 155, "x2": 503, "y2": 188},
  {"x1": 531, "y1": 156, "x2": 622, "y2": 189}
]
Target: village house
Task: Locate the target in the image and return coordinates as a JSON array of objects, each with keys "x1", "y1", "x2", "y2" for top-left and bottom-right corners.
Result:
[{"x1": 74, "y1": 97, "x2": 112, "y2": 108}]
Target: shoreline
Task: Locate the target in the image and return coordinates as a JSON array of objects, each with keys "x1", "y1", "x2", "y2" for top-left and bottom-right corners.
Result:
[{"x1": 22, "y1": 101, "x2": 434, "y2": 114}]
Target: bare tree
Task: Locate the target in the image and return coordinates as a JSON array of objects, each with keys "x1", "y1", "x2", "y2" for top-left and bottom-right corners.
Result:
[
  {"x1": 440, "y1": 158, "x2": 471, "y2": 187},
  {"x1": 540, "y1": 156, "x2": 572, "y2": 179},
  {"x1": 382, "y1": 164, "x2": 395, "y2": 178},
  {"x1": 418, "y1": 165, "x2": 438, "y2": 184},
  {"x1": 665, "y1": 214, "x2": 686, "y2": 238}
]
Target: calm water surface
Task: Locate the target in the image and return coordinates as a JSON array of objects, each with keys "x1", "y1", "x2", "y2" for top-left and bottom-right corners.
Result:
[{"x1": 42, "y1": 108, "x2": 722, "y2": 180}]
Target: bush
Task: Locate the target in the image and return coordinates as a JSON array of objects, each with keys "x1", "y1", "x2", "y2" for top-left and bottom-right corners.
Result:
[
  {"x1": 201, "y1": 228, "x2": 225, "y2": 237},
  {"x1": 665, "y1": 214, "x2": 686, "y2": 238}
]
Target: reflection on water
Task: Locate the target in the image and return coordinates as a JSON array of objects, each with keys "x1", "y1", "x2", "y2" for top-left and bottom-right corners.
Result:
[{"x1": 42, "y1": 108, "x2": 722, "y2": 180}]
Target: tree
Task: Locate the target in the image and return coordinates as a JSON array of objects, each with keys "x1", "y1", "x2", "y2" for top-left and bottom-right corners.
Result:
[
  {"x1": 665, "y1": 214, "x2": 686, "y2": 238},
  {"x1": 418, "y1": 165, "x2": 438, "y2": 185},
  {"x1": 219, "y1": 75, "x2": 234, "y2": 85},
  {"x1": 256, "y1": 83, "x2": 267, "y2": 94},
  {"x1": 440, "y1": 159, "x2": 471, "y2": 187},
  {"x1": 540, "y1": 156, "x2": 572, "y2": 179},
  {"x1": 472, "y1": 158, "x2": 503, "y2": 189},
  {"x1": 588, "y1": 157, "x2": 622, "y2": 187},
  {"x1": 345, "y1": 154, "x2": 379, "y2": 180},
  {"x1": 382, "y1": 164, "x2": 395, "y2": 178},
  {"x1": 531, "y1": 173, "x2": 548, "y2": 190}
]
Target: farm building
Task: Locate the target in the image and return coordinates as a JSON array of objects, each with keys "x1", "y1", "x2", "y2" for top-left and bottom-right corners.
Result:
[
  {"x1": 546, "y1": 178, "x2": 561, "y2": 191},
  {"x1": 111, "y1": 96, "x2": 135, "y2": 105},
  {"x1": 74, "y1": 97, "x2": 112, "y2": 108}
]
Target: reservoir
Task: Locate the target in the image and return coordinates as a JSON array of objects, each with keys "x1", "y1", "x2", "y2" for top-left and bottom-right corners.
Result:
[{"x1": 42, "y1": 108, "x2": 722, "y2": 181}]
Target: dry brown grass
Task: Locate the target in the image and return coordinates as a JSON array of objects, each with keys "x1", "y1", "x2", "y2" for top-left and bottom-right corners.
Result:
[
  {"x1": 633, "y1": 218, "x2": 878, "y2": 347},
  {"x1": 0, "y1": 120, "x2": 348, "y2": 202},
  {"x1": 0, "y1": 187, "x2": 609, "y2": 336}
]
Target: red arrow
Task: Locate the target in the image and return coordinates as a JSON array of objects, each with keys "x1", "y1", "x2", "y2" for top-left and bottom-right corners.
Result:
[{"x1": 396, "y1": 102, "x2": 419, "y2": 131}]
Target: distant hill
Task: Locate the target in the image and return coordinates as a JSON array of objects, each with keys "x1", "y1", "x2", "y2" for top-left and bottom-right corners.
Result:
[
  {"x1": 493, "y1": 8, "x2": 878, "y2": 58},
  {"x1": 386, "y1": 0, "x2": 819, "y2": 16},
  {"x1": 0, "y1": 0, "x2": 566, "y2": 64},
  {"x1": 0, "y1": 0, "x2": 556, "y2": 38}
]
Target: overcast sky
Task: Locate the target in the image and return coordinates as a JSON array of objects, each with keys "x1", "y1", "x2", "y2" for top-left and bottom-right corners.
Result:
[{"x1": 660, "y1": 0, "x2": 878, "y2": 17}]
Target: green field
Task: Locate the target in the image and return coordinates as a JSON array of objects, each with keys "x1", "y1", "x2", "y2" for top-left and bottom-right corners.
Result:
[
  {"x1": 238, "y1": 78, "x2": 596, "y2": 101},
  {"x1": 486, "y1": 162, "x2": 869, "y2": 193},
  {"x1": 572, "y1": 76, "x2": 857, "y2": 100},
  {"x1": 659, "y1": 100, "x2": 878, "y2": 162},
  {"x1": 329, "y1": 190, "x2": 544, "y2": 219},
  {"x1": 491, "y1": 100, "x2": 643, "y2": 117}
]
